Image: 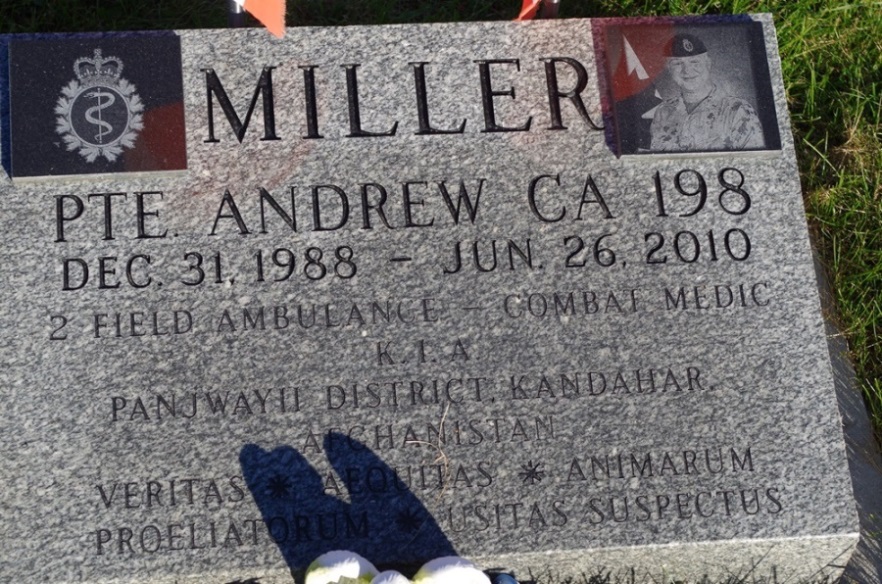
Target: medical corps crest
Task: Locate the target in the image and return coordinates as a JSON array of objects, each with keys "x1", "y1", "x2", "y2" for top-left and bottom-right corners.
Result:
[
  {"x1": 55, "y1": 49, "x2": 145, "y2": 163},
  {"x1": 5, "y1": 33, "x2": 187, "y2": 179}
]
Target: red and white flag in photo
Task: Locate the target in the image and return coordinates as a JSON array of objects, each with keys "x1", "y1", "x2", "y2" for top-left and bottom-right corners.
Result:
[
  {"x1": 607, "y1": 25, "x2": 673, "y2": 102},
  {"x1": 233, "y1": 0, "x2": 286, "y2": 37},
  {"x1": 601, "y1": 23, "x2": 677, "y2": 154}
]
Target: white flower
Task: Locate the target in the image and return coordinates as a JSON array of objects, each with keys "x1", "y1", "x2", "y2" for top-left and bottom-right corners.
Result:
[
  {"x1": 413, "y1": 557, "x2": 491, "y2": 584},
  {"x1": 304, "y1": 550, "x2": 378, "y2": 584},
  {"x1": 372, "y1": 570, "x2": 412, "y2": 584}
]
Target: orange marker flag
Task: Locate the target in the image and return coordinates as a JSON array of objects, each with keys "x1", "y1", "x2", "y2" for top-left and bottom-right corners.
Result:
[
  {"x1": 515, "y1": 0, "x2": 541, "y2": 20},
  {"x1": 233, "y1": 0, "x2": 286, "y2": 37},
  {"x1": 516, "y1": 0, "x2": 559, "y2": 20}
]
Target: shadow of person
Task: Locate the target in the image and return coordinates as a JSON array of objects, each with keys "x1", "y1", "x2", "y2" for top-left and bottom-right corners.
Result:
[{"x1": 240, "y1": 431, "x2": 456, "y2": 577}]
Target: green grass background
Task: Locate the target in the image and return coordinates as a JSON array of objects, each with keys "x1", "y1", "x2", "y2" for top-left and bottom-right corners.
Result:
[{"x1": 2, "y1": 0, "x2": 878, "y2": 441}]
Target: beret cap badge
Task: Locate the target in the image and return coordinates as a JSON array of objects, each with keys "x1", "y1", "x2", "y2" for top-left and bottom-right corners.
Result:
[{"x1": 667, "y1": 33, "x2": 708, "y2": 57}]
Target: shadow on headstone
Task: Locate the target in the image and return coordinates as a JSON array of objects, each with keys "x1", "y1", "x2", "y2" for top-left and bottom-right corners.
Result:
[
  {"x1": 816, "y1": 257, "x2": 882, "y2": 584},
  {"x1": 240, "y1": 432, "x2": 456, "y2": 576}
]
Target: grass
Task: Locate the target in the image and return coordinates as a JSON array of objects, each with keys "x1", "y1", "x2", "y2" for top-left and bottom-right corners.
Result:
[
  {"x1": 781, "y1": 1, "x2": 882, "y2": 442},
  {"x1": 0, "y1": 1, "x2": 880, "y2": 582}
]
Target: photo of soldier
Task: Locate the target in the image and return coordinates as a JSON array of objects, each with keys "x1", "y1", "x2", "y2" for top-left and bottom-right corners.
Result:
[
  {"x1": 598, "y1": 19, "x2": 781, "y2": 156},
  {"x1": 650, "y1": 32, "x2": 764, "y2": 152}
]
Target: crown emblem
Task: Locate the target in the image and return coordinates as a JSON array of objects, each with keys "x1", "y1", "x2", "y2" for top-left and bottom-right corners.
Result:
[
  {"x1": 73, "y1": 49, "x2": 123, "y2": 85},
  {"x1": 55, "y1": 48, "x2": 143, "y2": 163}
]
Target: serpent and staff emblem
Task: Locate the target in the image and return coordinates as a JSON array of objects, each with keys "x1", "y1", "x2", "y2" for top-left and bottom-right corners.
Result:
[{"x1": 55, "y1": 49, "x2": 144, "y2": 163}]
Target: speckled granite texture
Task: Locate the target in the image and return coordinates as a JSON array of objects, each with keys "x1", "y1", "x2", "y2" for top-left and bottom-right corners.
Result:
[{"x1": 0, "y1": 15, "x2": 860, "y2": 584}]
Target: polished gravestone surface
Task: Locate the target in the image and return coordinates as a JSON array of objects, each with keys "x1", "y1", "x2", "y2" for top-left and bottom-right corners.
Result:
[{"x1": 0, "y1": 15, "x2": 860, "y2": 584}]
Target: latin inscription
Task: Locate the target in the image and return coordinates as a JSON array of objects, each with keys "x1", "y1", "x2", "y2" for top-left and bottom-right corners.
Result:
[{"x1": 91, "y1": 444, "x2": 783, "y2": 558}]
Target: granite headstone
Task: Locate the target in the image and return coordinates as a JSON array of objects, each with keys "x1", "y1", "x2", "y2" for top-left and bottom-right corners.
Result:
[{"x1": 0, "y1": 15, "x2": 860, "y2": 584}]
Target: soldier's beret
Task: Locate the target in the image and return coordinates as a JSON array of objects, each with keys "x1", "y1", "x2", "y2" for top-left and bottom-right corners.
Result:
[{"x1": 667, "y1": 33, "x2": 708, "y2": 57}]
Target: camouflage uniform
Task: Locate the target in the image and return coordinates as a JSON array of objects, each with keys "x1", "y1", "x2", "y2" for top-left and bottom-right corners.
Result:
[{"x1": 650, "y1": 87, "x2": 764, "y2": 151}]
